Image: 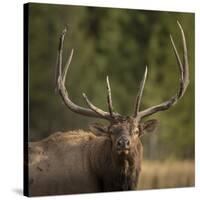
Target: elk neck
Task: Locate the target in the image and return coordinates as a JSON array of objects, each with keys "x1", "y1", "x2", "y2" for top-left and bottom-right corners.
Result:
[{"x1": 87, "y1": 135, "x2": 142, "y2": 190}]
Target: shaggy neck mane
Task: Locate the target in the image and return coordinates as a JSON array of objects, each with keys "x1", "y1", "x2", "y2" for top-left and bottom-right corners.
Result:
[{"x1": 88, "y1": 135, "x2": 142, "y2": 191}]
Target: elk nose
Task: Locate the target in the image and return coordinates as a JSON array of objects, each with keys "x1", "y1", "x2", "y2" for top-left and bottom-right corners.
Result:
[{"x1": 116, "y1": 136, "x2": 130, "y2": 149}]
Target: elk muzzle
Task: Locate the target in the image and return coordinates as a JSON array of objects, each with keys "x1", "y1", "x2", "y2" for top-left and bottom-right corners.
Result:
[{"x1": 116, "y1": 135, "x2": 131, "y2": 155}]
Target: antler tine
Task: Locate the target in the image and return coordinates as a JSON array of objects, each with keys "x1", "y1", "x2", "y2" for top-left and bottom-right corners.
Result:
[
  {"x1": 133, "y1": 66, "x2": 148, "y2": 117},
  {"x1": 62, "y1": 49, "x2": 74, "y2": 84},
  {"x1": 106, "y1": 76, "x2": 114, "y2": 117},
  {"x1": 82, "y1": 92, "x2": 122, "y2": 120},
  {"x1": 55, "y1": 27, "x2": 67, "y2": 91},
  {"x1": 177, "y1": 21, "x2": 189, "y2": 96},
  {"x1": 82, "y1": 93, "x2": 112, "y2": 120},
  {"x1": 136, "y1": 22, "x2": 189, "y2": 119},
  {"x1": 81, "y1": 77, "x2": 122, "y2": 120},
  {"x1": 56, "y1": 27, "x2": 122, "y2": 120}
]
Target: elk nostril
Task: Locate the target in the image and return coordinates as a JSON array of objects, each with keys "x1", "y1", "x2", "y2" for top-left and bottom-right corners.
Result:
[
  {"x1": 126, "y1": 140, "x2": 130, "y2": 146},
  {"x1": 117, "y1": 140, "x2": 123, "y2": 146}
]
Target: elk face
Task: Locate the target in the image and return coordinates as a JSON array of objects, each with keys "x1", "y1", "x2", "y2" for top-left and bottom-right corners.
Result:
[
  {"x1": 111, "y1": 119, "x2": 158, "y2": 156},
  {"x1": 90, "y1": 118, "x2": 158, "y2": 158},
  {"x1": 110, "y1": 122, "x2": 133, "y2": 156}
]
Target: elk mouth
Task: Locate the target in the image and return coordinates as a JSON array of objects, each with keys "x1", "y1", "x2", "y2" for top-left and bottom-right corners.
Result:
[{"x1": 117, "y1": 148, "x2": 130, "y2": 155}]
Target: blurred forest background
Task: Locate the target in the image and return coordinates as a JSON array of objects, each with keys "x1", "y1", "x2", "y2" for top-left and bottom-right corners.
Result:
[{"x1": 27, "y1": 3, "x2": 194, "y2": 188}]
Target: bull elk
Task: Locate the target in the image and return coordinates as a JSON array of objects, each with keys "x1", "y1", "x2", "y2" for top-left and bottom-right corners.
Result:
[{"x1": 28, "y1": 21, "x2": 189, "y2": 196}]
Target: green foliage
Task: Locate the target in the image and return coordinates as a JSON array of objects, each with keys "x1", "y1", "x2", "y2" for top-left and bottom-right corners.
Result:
[{"x1": 28, "y1": 3, "x2": 194, "y2": 160}]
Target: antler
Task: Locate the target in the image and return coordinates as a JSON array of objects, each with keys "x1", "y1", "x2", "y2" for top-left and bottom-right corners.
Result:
[
  {"x1": 134, "y1": 21, "x2": 189, "y2": 119},
  {"x1": 133, "y1": 66, "x2": 148, "y2": 117},
  {"x1": 56, "y1": 22, "x2": 189, "y2": 123},
  {"x1": 56, "y1": 27, "x2": 122, "y2": 121},
  {"x1": 106, "y1": 76, "x2": 114, "y2": 117}
]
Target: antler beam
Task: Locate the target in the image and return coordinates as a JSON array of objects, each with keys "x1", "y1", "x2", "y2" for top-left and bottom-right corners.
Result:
[
  {"x1": 135, "y1": 21, "x2": 189, "y2": 119},
  {"x1": 56, "y1": 27, "x2": 122, "y2": 121}
]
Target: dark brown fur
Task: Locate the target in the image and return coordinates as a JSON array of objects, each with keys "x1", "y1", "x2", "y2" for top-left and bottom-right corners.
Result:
[{"x1": 29, "y1": 129, "x2": 143, "y2": 196}]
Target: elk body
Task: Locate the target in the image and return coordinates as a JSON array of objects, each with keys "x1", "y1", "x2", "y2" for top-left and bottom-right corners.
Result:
[{"x1": 28, "y1": 22, "x2": 189, "y2": 196}]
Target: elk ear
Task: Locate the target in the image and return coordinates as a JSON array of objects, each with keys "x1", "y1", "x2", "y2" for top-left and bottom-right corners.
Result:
[
  {"x1": 89, "y1": 123, "x2": 109, "y2": 136},
  {"x1": 140, "y1": 119, "x2": 159, "y2": 136}
]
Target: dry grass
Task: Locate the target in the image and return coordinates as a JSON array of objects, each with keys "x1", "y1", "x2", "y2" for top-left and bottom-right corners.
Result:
[{"x1": 138, "y1": 160, "x2": 194, "y2": 190}]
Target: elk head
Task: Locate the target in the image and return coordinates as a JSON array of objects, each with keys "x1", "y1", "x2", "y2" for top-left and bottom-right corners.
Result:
[{"x1": 56, "y1": 21, "x2": 189, "y2": 160}]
